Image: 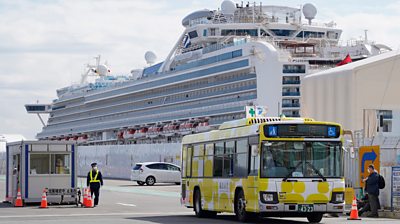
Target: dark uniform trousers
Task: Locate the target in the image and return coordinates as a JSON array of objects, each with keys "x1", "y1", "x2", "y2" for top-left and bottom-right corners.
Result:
[{"x1": 90, "y1": 182, "x2": 101, "y2": 206}]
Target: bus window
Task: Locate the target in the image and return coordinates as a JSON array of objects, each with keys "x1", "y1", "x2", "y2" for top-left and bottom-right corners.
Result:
[
  {"x1": 223, "y1": 141, "x2": 235, "y2": 177},
  {"x1": 249, "y1": 144, "x2": 259, "y2": 176},
  {"x1": 234, "y1": 139, "x2": 248, "y2": 177},
  {"x1": 181, "y1": 146, "x2": 187, "y2": 177},
  {"x1": 204, "y1": 144, "x2": 214, "y2": 177},
  {"x1": 305, "y1": 142, "x2": 343, "y2": 177},
  {"x1": 214, "y1": 142, "x2": 224, "y2": 177},
  {"x1": 261, "y1": 142, "x2": 304, "y2": 178},
  {"x1": 192, "y1": 144, "x2": 204, "y2": 177},
  {"x1": 186, "y1": 146, "x2": 193, "y2": 177}
]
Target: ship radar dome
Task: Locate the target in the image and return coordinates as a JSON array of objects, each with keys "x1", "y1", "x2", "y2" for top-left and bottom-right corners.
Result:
[
  {"x1": 303, "y1": 3, "x2": 317, "y2": 25},
  {"x1": 145, "y1": 51, "x2": 157, "y2": 65},
  {"x1": 95, "y1": 64, "x2": 110, "y2": 76},
  {"x1": 221, "y1": 0, "x2": 236, "y2": 15}
]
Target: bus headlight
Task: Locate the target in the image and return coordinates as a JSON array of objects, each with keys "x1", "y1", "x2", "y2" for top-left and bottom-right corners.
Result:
[
  {"x1": 330, "y1": 192, "x2": 344, "y2": 203},
  {"x1": 260, "y1": 192, "x2": 278, "y2": 204}
]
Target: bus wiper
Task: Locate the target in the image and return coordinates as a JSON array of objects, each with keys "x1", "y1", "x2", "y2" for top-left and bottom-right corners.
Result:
[
  {"x1": 305, "y1": 162, "x2": 326, "y2": 182},
  {"x1": 283, "y1": 161, "x2": 302, "y2": 182}
]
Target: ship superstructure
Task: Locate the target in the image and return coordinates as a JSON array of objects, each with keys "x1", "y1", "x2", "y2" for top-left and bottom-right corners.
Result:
[{"x1": 33, "y1": 1, "x2": 391, "y2": 145}]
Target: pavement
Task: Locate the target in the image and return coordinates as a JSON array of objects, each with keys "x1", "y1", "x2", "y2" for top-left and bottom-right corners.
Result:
[{"x1": 0, "y1": 177, "x2": 398, "y2": 224}]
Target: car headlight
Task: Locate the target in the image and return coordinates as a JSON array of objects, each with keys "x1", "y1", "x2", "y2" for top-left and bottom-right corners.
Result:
[{"x1": 260, "y1": 192, "x2": 277, "y2": 204}]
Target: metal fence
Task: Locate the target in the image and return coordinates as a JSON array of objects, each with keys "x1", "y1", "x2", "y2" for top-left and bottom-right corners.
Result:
[
  {"x1": 344, "y1": 132, "x2": 400, "y2": 209},
  {"x1": 0, "y1": 152, "x2": 5, "y2": 175}
]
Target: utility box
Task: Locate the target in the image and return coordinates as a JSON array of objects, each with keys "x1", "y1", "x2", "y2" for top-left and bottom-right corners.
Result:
[{"x1": 5, "y1": 141, "x2": 77, "y2": 204}]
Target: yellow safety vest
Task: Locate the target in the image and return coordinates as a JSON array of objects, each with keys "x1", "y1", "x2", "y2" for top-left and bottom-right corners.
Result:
[{"x1": 90, "y1": 170, "x2": 100, "y2": 183}]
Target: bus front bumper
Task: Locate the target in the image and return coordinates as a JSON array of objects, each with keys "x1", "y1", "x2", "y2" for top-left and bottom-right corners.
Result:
[{"x1": 259, "y1": 202, "x2": 345, "y2": 214}]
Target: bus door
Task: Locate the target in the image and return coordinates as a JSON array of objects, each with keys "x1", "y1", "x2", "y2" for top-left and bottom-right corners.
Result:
[{"x1": 246, "y1": 136, "x2": 260, "y2": 212}]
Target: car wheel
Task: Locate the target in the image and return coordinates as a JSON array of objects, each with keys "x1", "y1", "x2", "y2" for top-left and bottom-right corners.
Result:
[
  {"x1": 137, "y1": 181, "x2": 145, "y2": 186},
  {"x1": 307, "y1": 213, "x2": 323, "y2": 223},
  {"x1": 146, "y1": 176, "x2": 156, "y2": 186}
]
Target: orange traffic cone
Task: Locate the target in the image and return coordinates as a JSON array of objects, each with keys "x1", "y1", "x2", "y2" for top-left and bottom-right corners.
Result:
[
  {"x1": 85, "y1": 188, "x2": 93, "y2": 208},
  {"x1": 347, "y1": 195, "x2": 361, "y2": 220},
  {"x1": 82, "y1": 188, "x2": 88, "y2": 207},
  {"x1": 14, "y1": 188, "x2": 23, "y2": 207},
  {"x1": 40, "y1": 189, "x2": 48, "y2": 208}
]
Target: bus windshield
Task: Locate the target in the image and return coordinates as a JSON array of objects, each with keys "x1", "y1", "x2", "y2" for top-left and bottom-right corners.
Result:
[{"x1": 261, "y1": 141, "x2": 343, "y2": 178}]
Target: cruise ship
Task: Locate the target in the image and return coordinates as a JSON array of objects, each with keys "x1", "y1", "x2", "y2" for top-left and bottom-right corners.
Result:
[{"x1": 27, "y1": 1, "x2": 391, "y2": 145}]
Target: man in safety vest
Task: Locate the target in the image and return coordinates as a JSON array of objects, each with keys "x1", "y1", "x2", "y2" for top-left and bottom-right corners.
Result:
[{"x1": 86, "y1": 162, "x2": 104, "y2": 207}]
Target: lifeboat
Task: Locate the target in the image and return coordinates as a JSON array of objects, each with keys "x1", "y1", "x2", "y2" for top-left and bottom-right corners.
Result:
[
  {"x1": 179, "y1": 122, "x2": 196, "y2": 135},
  {"x1": 147, "y1": 126, "x2": 163, "y2": 138},
  {"x1": 163, "y1": 123, "x2": 179, "y2": 136},
  {"x1": 117, "y1": 131, "x2": 124, "y2": 140},
  {"x1": 124, "y1": 129, "x2": 136, "y2": 139},
  {"x1": 134, "y1": 127, "x2": 148, "y2": 139},
  {"x1": 77, "y1": 134, "x2": 88, "y2": 142},
  {"x1": 196, "y1": 121, "x2": 211, "y2": 132}
]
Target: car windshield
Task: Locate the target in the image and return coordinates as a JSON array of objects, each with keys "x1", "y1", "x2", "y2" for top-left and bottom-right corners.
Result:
[
  {"x1": 133, "y1": 164, "x2": 142, "y2": 170},
  {"x1": 260, "y1": 141, "x2": 343, "y2": 178}
]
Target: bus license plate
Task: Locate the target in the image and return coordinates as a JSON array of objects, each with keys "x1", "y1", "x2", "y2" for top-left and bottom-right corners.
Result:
[{"x1": 298, "y1": 204, "x2": 314, "y2": 212}]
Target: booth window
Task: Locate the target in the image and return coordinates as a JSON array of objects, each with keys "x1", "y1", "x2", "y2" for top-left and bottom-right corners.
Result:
[
  {"x1": 51, "y1": 154, "x2": 70, "y2": 174},
  {"x1": 30, "y1": 153, "x2": 70, "y2": 175},
  {"x1": 30, "y1": 154, "x2": 50, "y2": 174}
]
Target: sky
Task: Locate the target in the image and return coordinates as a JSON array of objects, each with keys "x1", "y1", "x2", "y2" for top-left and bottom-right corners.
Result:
[{"x1": 0, "y1": 0, "x2": 399, "y2": 139}]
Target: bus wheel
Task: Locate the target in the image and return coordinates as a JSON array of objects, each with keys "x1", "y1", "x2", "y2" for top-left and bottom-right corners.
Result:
[
  {"x1": 307, "y1": 213, "x2": 323, "y2": 223},
  {"x1": 194, "y1": 189, "x2": 217, "y2": 218},
  {"x1": 235, "y1": 190, "x2": 253, "y2": 222}
]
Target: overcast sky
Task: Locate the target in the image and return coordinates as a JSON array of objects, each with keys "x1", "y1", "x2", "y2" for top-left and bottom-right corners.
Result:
[{"x1": 0, "y1": 0, "x2": 399, "y2": 139}]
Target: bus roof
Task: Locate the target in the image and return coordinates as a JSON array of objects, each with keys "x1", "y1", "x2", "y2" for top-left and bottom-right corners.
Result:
[{"x1": 182, "y1": 117, "x2": 342, "y2": 145}]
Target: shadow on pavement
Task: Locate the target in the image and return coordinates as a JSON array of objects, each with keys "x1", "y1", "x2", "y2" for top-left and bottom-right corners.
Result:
[
  {"x1": 126, "y1": 215, "x2": 309, "y2": 224},
  {"x1": 118, "y1": 184, "x2": 178, "y2": 187}
]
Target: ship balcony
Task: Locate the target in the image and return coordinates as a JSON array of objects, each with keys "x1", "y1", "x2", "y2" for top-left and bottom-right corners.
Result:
[
  {"x1": 282, "y1": 80, "x2": 301, "y2": 85},
  {"x1": 282, "y1": 92, "x2": 300, "y2": 97},
  {"x1": 282, "y1": 103, "x2": 300, "y2": 108}
]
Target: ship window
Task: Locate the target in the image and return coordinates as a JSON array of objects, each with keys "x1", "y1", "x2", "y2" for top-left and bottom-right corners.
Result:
[
  {"x1": 296, "y1": 31, "x2": 325, "y2": 38},
  {"x1": 270, "y1": 29, "x2": 294, "y2": 37},
  {"x1": 188, "y1": 30, "x2": 198, "y2": 39},
  {"x1": 210, "y1": 28, "x2": 216, "y2": 36},
  {"x1": 283, "y1": 64, "x2": 305, "y2": 73},
  {"x1": 203, "y1": 29, "x2": 207, "y2": 37}
]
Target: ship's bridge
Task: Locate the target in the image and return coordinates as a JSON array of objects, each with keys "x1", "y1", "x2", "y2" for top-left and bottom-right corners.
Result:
[{"x1": 25, "y1": 104, "x2": 51, "y2": 114}]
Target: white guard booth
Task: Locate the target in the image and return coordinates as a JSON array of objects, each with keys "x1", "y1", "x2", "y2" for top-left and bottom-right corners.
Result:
[{"x1": 5, "y1": 141, "x2": 77, "y2": 204}]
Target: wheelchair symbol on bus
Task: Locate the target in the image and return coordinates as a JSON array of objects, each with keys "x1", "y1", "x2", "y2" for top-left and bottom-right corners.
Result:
[
  {"x1": 327, "y1": 127, "x2": 336, "y2": 137},
  {"x1": 268, "y1": 126, "x2": 277, "y2": 137}
]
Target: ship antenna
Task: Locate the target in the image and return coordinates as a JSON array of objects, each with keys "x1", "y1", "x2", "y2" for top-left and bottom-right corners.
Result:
[{"x1": 364, "y1": 29, "x2": 368, "y2": 43}]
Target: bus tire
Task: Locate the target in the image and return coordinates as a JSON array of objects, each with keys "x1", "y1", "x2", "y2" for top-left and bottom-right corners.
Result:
[
  {"x1": 307, "y1": 213, "x2": 323, "y2": 223},
  {"x1": 193, "y1": 188, "x2": 217, "y2": 218},
  {"x1": 235, "y1": 189, "x2": 255, "y2": 222}
]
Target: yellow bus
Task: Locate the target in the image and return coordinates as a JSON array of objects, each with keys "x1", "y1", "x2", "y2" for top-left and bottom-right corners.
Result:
[{"x1": 181, "y1": 117, "x2": 345, "y2": 223}]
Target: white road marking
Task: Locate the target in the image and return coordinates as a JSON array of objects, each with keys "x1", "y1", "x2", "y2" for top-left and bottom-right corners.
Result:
[
  {"x1": 0, "y1": 212, "x2": 193, "y2": 219},
  {"x1": 116, "y1": 202, "x2": 136, "y2": 207}
]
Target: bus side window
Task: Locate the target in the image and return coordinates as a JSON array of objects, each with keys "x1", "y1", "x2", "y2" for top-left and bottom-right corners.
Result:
[
  {"x1": 248, "y1": 136, "x2": 259, "y2": 176},
  {"x1": 249, "y1": 144, "x2": 259, "y2": 176},
  {"x1": 186, "y1": 146, "x2": 193, "y2": 177}
]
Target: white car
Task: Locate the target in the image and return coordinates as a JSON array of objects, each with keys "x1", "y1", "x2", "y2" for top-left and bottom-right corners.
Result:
[{"x1": 130, "y1": 162, "x2": 181, "y2": 186}]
